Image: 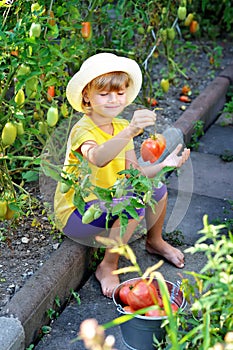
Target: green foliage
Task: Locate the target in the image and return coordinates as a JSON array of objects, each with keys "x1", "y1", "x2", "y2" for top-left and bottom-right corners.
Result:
[
  {"x1": 187, "y1": 120, "x2": 205, "y2": 150},
  {"x1": 77, "y1": 214, "x2": 233, "y2": 350},
  {"x1": 70, "y1": 289, "x2": 81, "y2": 305},
  {"x1": 163, "y1": 229, "x2": 185, "y2": 246},
  {"x1": 42, "y1": 148, "x2": 174, "y2": 237},
  {"x1": 180, "y1": 215, "x2": 233, "y2": 349},
  {"x1": 0, "y1": 0, "x2": 231, "y2": 224}
]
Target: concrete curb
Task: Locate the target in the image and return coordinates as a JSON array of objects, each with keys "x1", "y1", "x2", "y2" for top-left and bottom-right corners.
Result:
[
  {"x1": 0, "y1": 239, "x2": 94, "y2": 348},
  {"x1": 0, "y1": 63, "x2": 232, "y2": 350},
  {"x1": 174, "y1": 64, "x2": 233, "y2": 144},
  {"x1": 0, "y1": 317, "x2": 24, "y2": 350}
]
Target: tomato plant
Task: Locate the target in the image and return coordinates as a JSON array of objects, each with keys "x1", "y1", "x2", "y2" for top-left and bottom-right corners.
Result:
[
  {"x1": 127, "y1": 280, "x2": 162, "y2": 310},
  {"x1": 140, "y1": 133, "x2": 166, "y2": 163}
]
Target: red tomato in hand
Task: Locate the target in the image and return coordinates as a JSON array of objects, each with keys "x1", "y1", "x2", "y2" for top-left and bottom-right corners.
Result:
[
  {"x1": 127, "y1": 280, "x2": 162, "y2": 310},
  {"x1": 140, "y1": 133, "x2": 166, "y2": 163},
  {"x1": 119, "y1": 284, "x2": 132, "y2": 305}
]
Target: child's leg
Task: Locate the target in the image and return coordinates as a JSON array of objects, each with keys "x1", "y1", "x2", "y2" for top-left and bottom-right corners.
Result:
[
  {"x1": 95, "y1": 217, "x2": 143, "y2": 298},
  {"x1": 145, "y1": 191, "x2": 184, "y2": 268}
]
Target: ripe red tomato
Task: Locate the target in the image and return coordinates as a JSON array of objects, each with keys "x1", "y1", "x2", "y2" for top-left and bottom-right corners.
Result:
[
  {"x1": 127, "y1": 280, "x2": 162, "y2": 310},
  {"x1": 140, "y1": 133, "x2": 166, "y2": 163},
  {"x1": 123, "y1": 305, "x2": 135, "y2": 313},
  {"x1": 81, "y1": 22, "x2": 92, "y2": 41},
  {"x1": 145, "y1": 308, "x2": 167, "y2": 317},
  {"x1": 179, "y1": 95, "x2": 191, "y2": 103},
  {"x1": 181, "y1": 85, "x2": 191, "y2": 95},
  {"x1": 119, "y1": 284, "x2": 132, "y2": 305},
  {"x1": 170, "y1": 303, "x2": 179, "y2": 312},
  {"x1": 190, "y1": 20, "x2": 199, "y2": 34},
  {"x1": 147, "y1": 97, "x2": 158, "y2": 107},
  {"x1": 47, "y1": 86, "x2": 55, "y2": 102}
]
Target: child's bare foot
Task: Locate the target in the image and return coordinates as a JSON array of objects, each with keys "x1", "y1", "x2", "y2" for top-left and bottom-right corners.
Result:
[
  {"x1": 146, "y1": 239, "x2": 185, "y2": 268},
  {"x1": 95, "y1": 262, "x2": 120, "y2": 298}
]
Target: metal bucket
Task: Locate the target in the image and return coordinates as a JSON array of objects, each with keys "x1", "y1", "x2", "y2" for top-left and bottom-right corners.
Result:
[{"x1": 112, "y1": 277, "x2": 186, "y2": 350}]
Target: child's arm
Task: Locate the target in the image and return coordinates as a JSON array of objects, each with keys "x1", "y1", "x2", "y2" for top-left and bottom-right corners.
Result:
[{"x1": 81, "y1": 109, "x2": 156, "y2": 167}]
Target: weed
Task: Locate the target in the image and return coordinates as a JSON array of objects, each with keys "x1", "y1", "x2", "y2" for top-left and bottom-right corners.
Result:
[
  {"x1": 89, "y1": 247, "x2": 106, "y2": 271},
  {"x1": 46, "y1": 307, "x2": 59, "y2": 320},
  {"x1": 70, "y1": 289, "x2": 81, "y2": 305},
  {"x1": 163, "y1": 229, "x2": 185, "y2": 246},
  {"x1": 222, "y1": 96, "x2": 233, "y2": 122},
  {"x1": 220, "y1": 149, "x2": 233, "y2": 162},
  {"x1": 25, "y1": 345, "x2": 34, "y2": 350},
  {"x1": 188, "y1": 120, "x2": 205, "y2": 150}
]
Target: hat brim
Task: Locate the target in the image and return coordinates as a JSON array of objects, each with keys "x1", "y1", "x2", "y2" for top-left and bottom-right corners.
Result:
[{"x1": 66, "y1": 53, "x2": 142, "y2": 112}]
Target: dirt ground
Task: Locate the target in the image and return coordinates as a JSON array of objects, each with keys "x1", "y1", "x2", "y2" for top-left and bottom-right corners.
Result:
[{"x1": 0, "y1": 38, "x2": 232, "y2": 311}]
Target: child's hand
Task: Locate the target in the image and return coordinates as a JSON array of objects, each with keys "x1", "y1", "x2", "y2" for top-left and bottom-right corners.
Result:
[
  {"x1": 128, "y1": 109, "x2": 156, "y2": 136},
  {"x1": 162, "y1": 144, "x2": 190, "y2": 168}
]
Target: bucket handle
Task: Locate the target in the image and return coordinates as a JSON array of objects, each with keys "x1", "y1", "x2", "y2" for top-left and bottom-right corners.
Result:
[
  {"x1": 170, "y1": 280, "x2": 181, "y2": 302},
  {"x1": 116, "y1": 304, "x2": 125, "y2": 314}
]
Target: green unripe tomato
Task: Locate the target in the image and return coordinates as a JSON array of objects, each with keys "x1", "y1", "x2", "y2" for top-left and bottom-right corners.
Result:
[
  {"x1": 29, "y1": 23, "x2": 41, "y2": 38},
  {"x1": 16, "y1": 121, "x2": 25, "y2": 136},
  {"x1": 17, "y1": 64, "x2": 30, "y2": 76},
  {"x1": 47, "y1": 106, "x2": 59, "y2": 127},
  {"x1": 93, "y1": 210, "x2": 102, "y2": 220},
  {"x1": 177, "y1": 6, "x2": 187, "y2": 20},
  {"x1": 25, "y1": 77, "x2": 38, "y2": 99},
  {"x1": 31, "y1": 2, "x2": 42, "y2": 13},
  {"x1": 137, "y1": 26, "x2": 145, "y2": 35},
  {"x1": 61, "y1": 103, "x2": 69, "y2": 118},
  {"x1": 1, "y1": 122, "x2": 17, "y2": 146},
  {"x1": 38, "y1": 121, "x2": 48, "y2": 135},
  {"x1": 14, "y1": 89, "x2": 25, "y2": 106},
  {"x1": 160, "y1": 29, "x2": 168, "y2": 43},
  {"x1": 82, "y1": 208, "x2": 95, "y2": 224},
  {"x1": 0, "y1": 200, "x2": 7, "y2": 219},
  {"x1": 167, "y1": 28, "x2": 176, "y2": 41},
  {"x1": 60, "y1": 182, "x2": 71, "y2": 194},
  {"x1": 160, "y1": 78, "x2": 170, "y2": 93},
  {"x1": 143, "y1": 191, "x2": 152, "y2": 204}
]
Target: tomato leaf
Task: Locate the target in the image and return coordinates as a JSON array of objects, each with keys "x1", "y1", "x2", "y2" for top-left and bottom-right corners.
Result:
[
  {"x1": 73, "y1": 191, "x2": 85, "y2": 215},
  {"x1": 125, "y1": 205, "x2": 139, "y2": 220}
]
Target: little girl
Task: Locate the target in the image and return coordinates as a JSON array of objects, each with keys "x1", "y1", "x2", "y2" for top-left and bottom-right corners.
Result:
[{"x1": 54, "y1": 53, "x2": 190, "y2": 298}]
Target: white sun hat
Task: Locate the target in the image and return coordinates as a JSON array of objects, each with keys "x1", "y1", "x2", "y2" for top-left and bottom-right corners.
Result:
[{"x1": 66, "y1": 52, "x2": 142, "y2": 112}]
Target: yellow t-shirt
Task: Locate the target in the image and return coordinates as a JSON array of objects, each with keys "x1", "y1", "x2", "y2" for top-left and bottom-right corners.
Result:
[{"x1": 54, "y1": 115, "x2": 134, "y2": 230}]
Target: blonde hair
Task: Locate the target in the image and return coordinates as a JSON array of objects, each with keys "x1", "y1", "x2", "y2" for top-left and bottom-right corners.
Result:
[{"x1": 81, "y1": 71, "x2": 131, "y2": 114}]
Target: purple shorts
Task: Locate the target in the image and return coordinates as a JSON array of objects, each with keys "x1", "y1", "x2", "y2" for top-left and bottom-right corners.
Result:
[{"x1": 63, "y1": 183, "x2": 167, "y2": 240}]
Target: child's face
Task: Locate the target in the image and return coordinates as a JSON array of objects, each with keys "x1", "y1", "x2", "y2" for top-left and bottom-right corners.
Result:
[{"x1": 85, "y1": 84, "x2": 128, "y2": 119}]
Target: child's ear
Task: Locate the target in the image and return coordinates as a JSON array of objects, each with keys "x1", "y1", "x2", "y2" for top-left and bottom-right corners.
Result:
[{"x1": 83, "y1": 94, "x2": 90, "y2": 103}]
